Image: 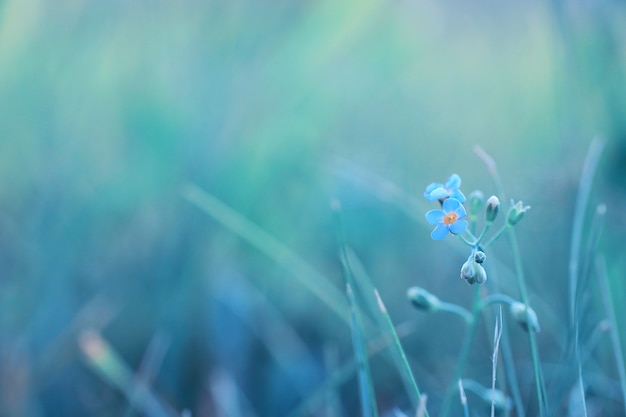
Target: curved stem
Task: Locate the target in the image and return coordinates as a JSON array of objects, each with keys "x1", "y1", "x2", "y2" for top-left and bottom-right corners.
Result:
[
  {"x1": 439, "y1": 285, "x2": 481, "y2": 417},
  {"x1": 479, "y1": 294, "x2": 516, "y2": 310},
  {"x1": 439, "y1": 302, "x2": 473, "y2": 324},
  {"x1": 482, "y1": 225, "x2": 508, "y2": 250},
  {"x1": 473, "y1": 222, "x2": 492, "y2": 247}
]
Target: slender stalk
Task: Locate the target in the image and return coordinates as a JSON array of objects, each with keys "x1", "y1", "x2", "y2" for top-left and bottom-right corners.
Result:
[
  {"x1": 347, "y1": 283, "x2": 378, "y2": 417},
  {"x1": 335, "y1": 202, "x2": 379, "y2": 417},
  {"x1": 596, "y1": 254, "x2": 626, "y2": 416},
  {"x1": 568, "y1": 138, "x2": 605, "y2": 326},
  {"x1": 374, "y1": 290, "x2": 430, "y2": 417},
  {"x1": 182, "y1": 185, "x2": 349, "y2": 323},
  {"x1": 491, "y1": 308, "x2": 503, "y2": 417},
  {"x1": 474, "y1": 146, "x2": 548, "y2": 416},
  {"x1": 481, "y1": 225, "x2": 508, "y2": 250},
  {"x1": 507, "y1": 229, "x2": 548, "y2": 416},
  {"x1": 458, "y1": 379, "x2": 469, "y2": 417},
  {"x1": 479, "y1": 294, "x2": 516, "y2": 310},
  {"x1": 439, "y1": 285, "x2": 481, "y2": 417},
  {"x1": 438, "y1": 301, "x2": 473, "y2": 324}
]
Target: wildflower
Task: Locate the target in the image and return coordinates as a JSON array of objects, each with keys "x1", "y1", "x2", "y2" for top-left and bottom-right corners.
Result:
[
  {"x1": 407, "y1": 286, "x2": 440, "y2": 311},
  {"x1": 425, "y1": 198, "x2": 468, "y2": 240},
  {"x1": 485, "y1": 196, "x2": 500, "y2": 224},
  {"x1": 423, "y1": 174, "x2": 466, "y2": 203},
  {"x1": 506, "y1": 200, "x2": 531, "y2": 226}
]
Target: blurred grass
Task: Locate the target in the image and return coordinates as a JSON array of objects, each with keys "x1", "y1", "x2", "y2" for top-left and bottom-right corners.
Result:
[{"x1": 0, "y1": 0, "x2": 625, "y2": 415}]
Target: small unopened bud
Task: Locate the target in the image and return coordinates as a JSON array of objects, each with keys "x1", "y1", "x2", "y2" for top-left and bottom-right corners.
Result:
[
  {"x1": 510, "y1": 302, "x2": 540, "y2": 332},
  {"x1": 485, "y1": 196, "x2": 500, "y2": 224},
  {"x1": 474, "y1": 251, "x2": 486, "y2": 264},
  {"x1": 460, "y1": 260, "x2": 487, "y2": 285},
  {"x1": 479, "y1": 388, "x2": 511, "y2": 415},
  {"x1": 468, "y1": 190, "x2": 484, "y2": 217},
  {"x1": 407, "y1": 287, "x2": 440, "y2": 312},
  {"x1": 506, "y1": 200, "x2": 530, "y2": 226}
]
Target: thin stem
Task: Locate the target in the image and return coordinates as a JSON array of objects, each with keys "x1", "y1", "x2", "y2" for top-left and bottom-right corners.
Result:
[
  {"x1": 479, "y1": 294, "x2": 516, "y2": 310},
  {"x1": 439, "y1": 285, "x2": 481, "y2": 417},
  {"x1": 374, "y1": 290, "x2": 430, "y2": 417},
  {"x1": 568, "y1": 138, "x2": 605, "y2": 326},
  {"x1": 596, "y1": 254, "x2": 626, "y2": 416},
  {"x1": 439, "y1": 302, "x2": 473, "y2": 324},
  {"x1": 475, "y1": 146, "x2": 548, "y2": 416},
  {"x1": 481, "y1": 225, "x2": 508, "y2": 250},
  {"x1": 473, "y1": 222, "x2": 492, "y2": 247},
  {"x1": 458, "y1": 379, "x2": 469, "y2": 417},
  {"x1": 457, "y1": 233, "x2": 475, "y2": 247},
  {"x1": 335, "y1": 203, "x2": 379, "y2": 417},
  {"x1": 507, "y1": 229, "x2": 547, "y2": 416}
]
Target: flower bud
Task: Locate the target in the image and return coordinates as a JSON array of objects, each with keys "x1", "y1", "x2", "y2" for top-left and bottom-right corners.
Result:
[
  {"x1": 407, "y1": 287, "x2": 440, "y2": 312},
  {"x1": 479, "y1": 388, "x2": 511, "y2": 415},
  {"x1": 485, "y1": 196, "x2": 500, "y2": 224},
  {"x1": 510, "y1": 302, "x2": 540, "y2": 332},
  {"x1": 506, "y1": 200, "x2": 530, "y2": 226},
  {"x1": 468, "y1": 190, "x2": 484, "y2": 218},
  {"x1": 474, "y1": 251, "x2": 486, "y2": 264},
  {"x1": 460, "y1": 259, "x2": 487, "y2": 285}
]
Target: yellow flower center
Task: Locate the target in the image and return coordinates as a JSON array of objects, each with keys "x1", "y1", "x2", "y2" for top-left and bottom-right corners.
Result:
[{"x1": 443, "y1": 212, "x2": 458, "y2": 225}]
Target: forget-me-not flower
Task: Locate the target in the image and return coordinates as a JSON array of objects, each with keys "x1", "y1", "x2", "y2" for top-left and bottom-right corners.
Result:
[
  {"x1": 423, "y1": 174, "x2": 466, "y2": 203},
  {"x1": 425, "y1": 198, "x2": 468, "y2": 240}
]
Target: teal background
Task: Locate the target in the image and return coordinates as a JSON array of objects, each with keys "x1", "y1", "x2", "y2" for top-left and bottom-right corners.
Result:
[{"x1": 0, "y1": 0, "x2": 625, "y2": 415}]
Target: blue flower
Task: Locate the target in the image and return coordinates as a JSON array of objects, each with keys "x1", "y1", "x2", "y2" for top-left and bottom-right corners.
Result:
[
  {"x1": 423, "y1": 174, "x2": 466, "y2": 203},
  {"x1": 425, "y1": 198, "x2": 468, "y2": 240}
]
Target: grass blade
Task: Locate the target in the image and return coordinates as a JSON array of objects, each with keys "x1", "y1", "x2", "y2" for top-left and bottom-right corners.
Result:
[
  {"x1": 348, "y1": 283, "x2": 379, "y2": 417},
  {"x1": 373, "y1": 289, "x2": 429, "y2": 417},
  {"x1": 596, "y1": 254, "x2": 626, "y2": 416},
  {"x1": 182, "y1": 184, "x2": 349, "y2": 323}
]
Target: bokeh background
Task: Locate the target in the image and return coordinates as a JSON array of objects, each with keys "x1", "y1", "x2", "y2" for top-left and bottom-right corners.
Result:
[{"x1": 1, "y1": 0, "x2": 626, "y2": 416}]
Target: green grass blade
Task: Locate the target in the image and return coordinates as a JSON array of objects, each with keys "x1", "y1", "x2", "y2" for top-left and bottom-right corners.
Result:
[
  {"x1": 348, "y1": 283, "x2": 379, "y2": 417},
  {"x1": 182, "y1": 184, "x2": 349, "y2": 323},
  {"x1": 568, "y1": 137, "x2": 605, "y2": 326},
  {"x1": 79, "y1": 330, "x2": 178, "y2": 417},
  {"x1": 596, "y1": 254, "x2": 626, "y2": 416},
  {"x1": 334, "y1": 201, "x2": 378, "y2": 417},
  {"x1": 373, "y1": 289, "x2": 430, "y2": 417}
]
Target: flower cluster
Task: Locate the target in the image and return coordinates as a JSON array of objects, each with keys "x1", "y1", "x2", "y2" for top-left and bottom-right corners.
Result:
[{"x1": 423, "y1": 174, "x2": 530, "y2": 285}]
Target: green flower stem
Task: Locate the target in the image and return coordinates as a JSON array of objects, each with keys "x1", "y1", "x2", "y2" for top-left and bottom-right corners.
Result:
[
  {"x1": 457, "y1": 233, "x2": 475, "y2": 247},
  {"x1": 507, "y1": 228, "x2": 547, "y2": 416},
  {"x1": 472, "y1": 222, "x2": 492, "y2": 246},
  {"x1": 475, "y1": 146, "x2": 548, "y2": 416},
  {"x1": 439, "y1": 301, "x2": 473, "y2": 324},
  {"x1": 479, "y1": 294, "x2": 516, "y2": 310},
  {"x1": 439, "y1": 285, "x2": 481, "y2": 417},
  {"x1": 481, "y1": 225, "x2": 508, "y2": 250}
]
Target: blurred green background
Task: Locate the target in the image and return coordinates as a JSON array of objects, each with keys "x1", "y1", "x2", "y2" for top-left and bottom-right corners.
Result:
[{"x1": 1, "y1": 0, "x2": 626, "y2": 416}]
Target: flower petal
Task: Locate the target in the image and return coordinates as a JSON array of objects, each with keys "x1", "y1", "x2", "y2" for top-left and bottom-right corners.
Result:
[
  {"x1": 445, "y1": 174, "x2": 461, "y2": 190},
  {"x1": 424, "y1": 187, "x2": 448, "y2": 201},
  {"x1": 451, "y1": 189, "x2": 467, "y2": 204},
  {"x1": 449, "y1": 219, "x2": 468, "y2": 235},
  {"x1": 442, "y1": 197, "x2": 462, "y2": 213},
  {"x1": 453, "y1": 201, "x2": 467, "y2": 219},
  {"x1": 423, "y1": 182, "x2": 443, "y2": 199},
  {"x1": 425, "y1": 209, "x2": 444, "y2": 224},
  {"x1": 431, "y1": 223, "x2": 449, "y2": 240}
]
